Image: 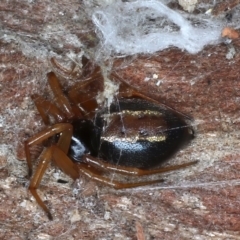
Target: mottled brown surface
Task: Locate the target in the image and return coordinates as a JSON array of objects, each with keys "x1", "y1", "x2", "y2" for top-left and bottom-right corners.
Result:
[
  {"x1": 112, "y1": 41, "x2": 240, "y2": 132},
  {"x1": 212, "y1": 0, "x2": 240, "y2": 15},
  {"x1": 1, "y1": 0, "x2": 240, "y2": 239}
]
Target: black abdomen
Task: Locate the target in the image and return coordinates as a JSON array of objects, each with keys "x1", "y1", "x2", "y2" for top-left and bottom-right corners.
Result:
[{"x1": 95, "y1": 98, "x2": 193, "y2": 169}]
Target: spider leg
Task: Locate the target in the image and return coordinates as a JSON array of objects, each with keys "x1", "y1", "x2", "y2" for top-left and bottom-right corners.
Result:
[
  {"x1": 47, "y1": 72, "x2": 74, "y2": 120},
  {"x1": 83, "y1": 155, "x2": 198, "y2": 176},
  {"x1": 28, "y1": 145, "x2": 79, "y2": 220},
  {"x1": 50, "y1": 56, "x2": 104, "y2": 118},
  {"x1": 31, "y1": 94, "x2": 66, "y2": 124},
  {"x1": 25, "y1": 123, "x2": 76, "y2": 219},
  {"x1": 49, "y1": 56, "x2": 103, "y2": 119},
  {"x1": 28, "y1": 146, "x2": 54, "y2": 220},
  {"x1": 25, "y1": 123, "x2": 73, "y2": 177},
  {"x1": 50, "y1": 57, "x2": 76, "y2": 75},
  {"x1": 77, "y1": 163, "x2": 164, "y2": 189},
  {"x1": 67, "y1": 65, "x2": 104, "y2": 118},
  {"x1": 50, "y1": 55, "x2": 95, "y2": 78},
  {"x1": 51, "y1": 145, "x2": 79, "y2": 179}
]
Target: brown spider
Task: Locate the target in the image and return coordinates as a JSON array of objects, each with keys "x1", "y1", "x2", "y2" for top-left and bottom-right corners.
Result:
[{"x1": 25, "y1": 56, "x2": 197, "y2": 220}]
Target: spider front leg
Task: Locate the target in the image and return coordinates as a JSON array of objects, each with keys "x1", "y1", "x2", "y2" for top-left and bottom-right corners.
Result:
[
  {"x1": 25, "y1": 123, "x2": 73, "y2": 176},
  {"x1": 31, "y1": 72, "x2": 76, "y2": 125},
  {"x1": 67, "y1": 64, "x2": 104, "y2": 119},
  {"x1": 25, "y1": 123, "x2": 78, "y2": 219},
  {"x1": 31, "y1": 94, "x2": 66, "y2": 125},
  {"x1": 51, "y1": 56, "x2": 104, "y2": 119}
]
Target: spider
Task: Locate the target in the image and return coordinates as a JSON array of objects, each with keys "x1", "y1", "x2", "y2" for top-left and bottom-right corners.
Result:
[{"x1": 25, "y1": 56, "x2": 197, "y2": 220}]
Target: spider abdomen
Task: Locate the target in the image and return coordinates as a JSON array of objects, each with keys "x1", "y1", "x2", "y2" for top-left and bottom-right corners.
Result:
[{"x1": 95, "y1": 98, "x2": 194, "y2": 169}]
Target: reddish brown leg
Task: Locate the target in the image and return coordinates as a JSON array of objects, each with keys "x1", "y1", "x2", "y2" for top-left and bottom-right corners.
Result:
[
  {"x1": 67, "y1": 65, "x2": 104, "y2": 118},
  {"x1": 51, "y1": 146, "x2": 79, "y2": 179},
  {"x1": 50, "y1": 57, "x2": 76, "y2": 75},
  {"x1": 51, "y1": 55, "x2": 95, "y2": 78},
  {"x1": 28, "y1": 147, "x2": 54, "y2": 220},
  {"x1": 68, "y1": 78, "x2": 98, "y2": 117},
  {"x1": 77, "y1": 163, "x2": 164, "y2": 189},
  {"x1": 47, "y1": 72, "x2": 74, "y2": 120},
  {"x1": 32, "y1": 94, "x2": 66, "y2": 124},
  {"x1": 83, "y1": 155, "x2": 198, "y2": 176},
  {"x1": 25, "y1": 123, "x2": 76, "y2": 219},
  {"x1": 28, "y1": 146, "x2": 79, "y2": 220},
  {"x1": 51, "y1": 57, "x2": 104, "y2": 118},
  {"x1": 25, "y1": 123, "x2": 73, "y2": 177}
]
